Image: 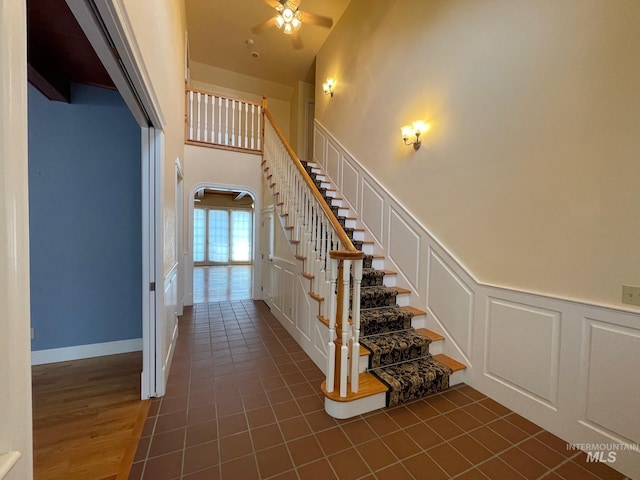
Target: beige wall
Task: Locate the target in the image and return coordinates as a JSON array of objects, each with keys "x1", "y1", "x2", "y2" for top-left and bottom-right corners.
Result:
[
  {"x1": 290, "y1": 80, "x2": 314, "y2": 159},
  {"x1": 190, "y1": 61, "x2": 292, "y2": 140},
  {"x1": 316, "y1": 0, "x2": 640, "y2": 309},
  {"x1": 120, "y1": 0, "x2": 187, "y2": 275},
  {"x1": 0, "y1": 1, "x2": 33, "y2": 478}
]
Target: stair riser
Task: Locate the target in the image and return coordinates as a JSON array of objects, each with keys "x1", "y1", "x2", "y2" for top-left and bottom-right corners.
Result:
[{"x1": 359, "y1": 339, "x2": 443, "y2": 372}]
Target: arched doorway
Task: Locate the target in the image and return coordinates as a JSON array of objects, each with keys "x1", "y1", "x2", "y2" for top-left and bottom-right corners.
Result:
[{"x1": 188, "y1": 186, "x2": 258, "y2": 303}]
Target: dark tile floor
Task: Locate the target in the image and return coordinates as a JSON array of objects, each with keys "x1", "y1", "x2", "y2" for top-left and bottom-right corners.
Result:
[{"x1": 129, "y1": 300, "x2": 629, "y2": 480}]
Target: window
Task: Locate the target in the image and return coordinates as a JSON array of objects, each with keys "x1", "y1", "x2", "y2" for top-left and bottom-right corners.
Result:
[{"x1": 193, "y1": 207, "x2": 252, "y2": 264}]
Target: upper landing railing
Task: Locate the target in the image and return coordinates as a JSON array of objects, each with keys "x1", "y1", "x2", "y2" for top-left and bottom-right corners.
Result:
[
  {"x1": 185, "y1": 88, "x2": 263, "y2": 154},
  {"x1": 185, "y1": 87, "x2": 364, "y2": 398}
]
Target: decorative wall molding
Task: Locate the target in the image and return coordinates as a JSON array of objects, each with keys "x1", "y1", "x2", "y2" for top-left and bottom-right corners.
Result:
[
  {"x1": 313, "y1": 120, "x2": 640, "y2": 477},
  {"x1": 264, "y1": 256, "x2": 328, "y2": 372},
  {"x1": 427, "y1": 248, "x2": 474, "y2": 365},
  {"x1": 484, "y1": 297, "x2": 561, "y2": 409}
]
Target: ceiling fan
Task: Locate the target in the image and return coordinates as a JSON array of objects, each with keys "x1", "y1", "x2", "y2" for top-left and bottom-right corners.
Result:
[{"x1": 251, "y1": 0, "x2": 334, "y2": 50}]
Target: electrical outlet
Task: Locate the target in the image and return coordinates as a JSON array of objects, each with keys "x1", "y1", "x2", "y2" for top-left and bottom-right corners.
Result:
[{"x1": 622, "y1": 285, "x2": 640, "y2": 307}]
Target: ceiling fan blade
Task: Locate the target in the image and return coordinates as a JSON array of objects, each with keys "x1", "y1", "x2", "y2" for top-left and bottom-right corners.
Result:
[
  {"x1": 301, "y1": 11, "x2": 333, "y2": 28},
  {"x1": 251, "y1": 17, "x2": 275, "y2": 35},
  {"x1": 263, "y1": 0, "x2": 282, "y2": 8},
  {"x1": 291, "y1": 31, "x2": 304, "y2": 50}
]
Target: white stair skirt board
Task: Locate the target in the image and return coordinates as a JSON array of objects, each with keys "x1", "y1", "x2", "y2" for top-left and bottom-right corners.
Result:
[
  {"x1": 324, "y1": 392, "x2": 386, "y2": 419},
  {"x1": 31, "y1": 338, "x2": 143, "y2": 365},
  {"x1": 325, "y1": 368, "x2": 466, "y2": 419}
]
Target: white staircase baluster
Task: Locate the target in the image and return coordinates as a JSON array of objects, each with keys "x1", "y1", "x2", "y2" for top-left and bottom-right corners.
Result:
[
  {"x1": 203, "y1": 94, "x2": 208, "y2": 142},
  {"x1": 218, "y1": 96, "x2": 223, "y2": 144},
  {"x1": 326, "y1": 257, "x2": 338, "y2": 393},
  {"x1": 224, "y1": 98, "x2": 229, "y2": 145},
  {"x1": 351, "y1": 259, "x2": 363, "y2": 393},
  {"x1": 244, "y1": 102, "x2": 249, "y2": 148},
  {"x1": 196, "y1": 92, "x2": 201, "y2": 141},
  {"x1": 209, "y1": 95, "x2": 219, "y2": 143},
  {"x1": 188, "y1": 90, "x2": 194, "y2": 140},
  {"x1": 340, "y1": 259, "x2": 351, "y2": 398},
  {"x1": 250, "y1": 104, "x2": 255, "y2": 150},
  {"x1": 231, "y1": 100, "x2": 236, "y2": 146}
]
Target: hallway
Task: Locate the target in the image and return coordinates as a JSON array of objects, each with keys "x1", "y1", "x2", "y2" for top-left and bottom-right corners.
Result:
[
  {"x1": 193, "y1": 265, "x2": 253, "y2": 303},
  {"x1": 128, "y1": 299, "x2": 626, "y2": 479}
]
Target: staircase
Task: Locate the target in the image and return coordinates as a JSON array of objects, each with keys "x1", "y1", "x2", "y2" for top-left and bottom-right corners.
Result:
[
  {"x1": 300, "y1": 160, "x2": 466, "y2": 417},
  {"x1": 262, "y1": 110, "x2": 465, "y2": 419}
]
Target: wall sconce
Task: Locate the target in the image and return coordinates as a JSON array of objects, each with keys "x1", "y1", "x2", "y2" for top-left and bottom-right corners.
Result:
[
  {"x1": 401, "y1": 120, "x2": 430, "y2": 150},
  {"x1": 322, "y1": 78, "x2": 335, "y2": 97}
]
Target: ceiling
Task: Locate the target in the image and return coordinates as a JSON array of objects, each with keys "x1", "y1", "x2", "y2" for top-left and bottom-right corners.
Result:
[
  {"x1": 185, "y1": 0, "x2": 351, "y2": 86},
  {"x1": 26, "y1": 0, "x2": 349, "y2": 102},
  {"x1": 27, "y1": 0, "x2": 115, "y2": 102}
]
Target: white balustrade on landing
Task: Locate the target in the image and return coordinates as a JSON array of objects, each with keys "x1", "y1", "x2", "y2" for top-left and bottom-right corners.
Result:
[
  {"x1": 262, "y1": 113, "x2": 363, "y2": 399},
  {"x1": 186, "y1": 89, "x2": 262, "y2": 153}
]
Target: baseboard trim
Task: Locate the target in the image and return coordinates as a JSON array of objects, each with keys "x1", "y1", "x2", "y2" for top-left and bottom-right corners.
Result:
[{"x1": 31, "y1": 338, "x2": 143, "y2": 365}]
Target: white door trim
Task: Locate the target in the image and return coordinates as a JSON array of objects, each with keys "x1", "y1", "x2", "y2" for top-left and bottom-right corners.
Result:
[{"x1": 66, "y1": 0, "x2": 166, "y2": 399}]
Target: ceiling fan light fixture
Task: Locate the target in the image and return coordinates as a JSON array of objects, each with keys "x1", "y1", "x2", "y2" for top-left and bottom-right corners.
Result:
[
  {"x1": 274, "y1": 1, "x2": 303, "y2": 35},
  {"x1": 282, "y1": 7, "x2": 294, "y2": 22}
]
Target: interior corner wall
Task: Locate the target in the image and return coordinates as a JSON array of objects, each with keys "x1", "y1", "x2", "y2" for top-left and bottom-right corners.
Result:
[
  {"x1": 28, "y1": 84, "x2": 142, "y2": 352},
  {"x1": 315, "y1": 0, "x2": 640, "y2": 309},
  {"x1": 290, "y1": 80, "x2": 314, "y2": 160}
]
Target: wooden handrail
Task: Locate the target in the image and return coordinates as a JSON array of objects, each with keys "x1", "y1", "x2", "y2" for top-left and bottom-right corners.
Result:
[{"x1": 263, "y1": 109, "x2": 363, "y2": 259}]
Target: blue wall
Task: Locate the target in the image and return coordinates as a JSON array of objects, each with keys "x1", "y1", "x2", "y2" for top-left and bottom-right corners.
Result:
[{"x1": 28, "y1": 83, "x2": 142, "y2": 351}]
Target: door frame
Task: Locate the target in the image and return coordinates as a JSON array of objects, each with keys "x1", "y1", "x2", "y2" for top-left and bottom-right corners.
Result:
[
  {"x1": 66, "y1": 0, "x2": 166, "y2": 399},
  {"x1": 186, "y1": 183, "x2": 261, "y2": 305}
]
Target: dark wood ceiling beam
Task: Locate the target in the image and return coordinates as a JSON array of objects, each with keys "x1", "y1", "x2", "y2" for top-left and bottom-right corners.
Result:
[{"x1": 27, "y1": 62, "x2": 70, "y2": 103}]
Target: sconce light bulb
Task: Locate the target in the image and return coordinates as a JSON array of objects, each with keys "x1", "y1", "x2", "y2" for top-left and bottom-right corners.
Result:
[
  {"x1": 402, "y1": 121, "x2": 429, "y2": 150},
  {"x1": 323, "y1": 78, "x2": 335, "y2": 97}
]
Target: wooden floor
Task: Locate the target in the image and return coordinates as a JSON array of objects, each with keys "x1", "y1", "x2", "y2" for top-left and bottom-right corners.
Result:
[{"x1": 32, "y1": 352, "x2": 149, "y2": 480}]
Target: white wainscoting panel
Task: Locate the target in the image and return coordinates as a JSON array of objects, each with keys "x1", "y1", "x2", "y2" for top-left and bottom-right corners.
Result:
[
  {"x1": 272, "y1": 264, "x2": 283, "y2": 314},
  {"x1": 282, "y1": 268, "x2": 294, "y2": 325},
  {"x1": 485, "y1": 298, "x2": 561, "y2": 409},
  {"x1": 309, "y1": 121, "x2": 640, "y2": 477},
  {"x1": 361, "y1": 180, "x2": 385, "y2": 247},
  {"x1": 296, "y1": 276, "x2": 312, "y2": 341},
  {"x1": 341, "y1": 157, "x2": 360, "y2": 214},
  {"x1": 326, "y1": 142, "x2": 340, "y2": 187},
  {"x1": 314, "y1": 128, "x2": 325, "y2": 168},
  {"x1": 163, "y1": 265, "x2": 179, "y2": 387},
  {"x1": 427, "y1": 248, "x2": 473, "y2": 363},
  {"x1": 582, "y1": 320, "x2": 640, "y2": 444},
  {"x1": 264, "y1": 257, "x2": 327, "y2": 371},
  {"x1": 388, "y1": 208, "x2": 420, "y2": 292}
]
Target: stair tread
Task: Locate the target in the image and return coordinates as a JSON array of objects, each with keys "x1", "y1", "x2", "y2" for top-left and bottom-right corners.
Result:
[
  {"x1": 415, "y1": 328, "x2": 444, "y2": 342},
  {"x1": 321, "y1": 373, "x2": 388, "y2": 402},
  {"x1": 433, "y1": 353, "x2": 466, "y2": 372},
  {"x1": 309, "y1": 292, "x2": 324, "y2": 302},
  {"x1": 401, "y1": 306, "x2": 427, "y2": 317}
]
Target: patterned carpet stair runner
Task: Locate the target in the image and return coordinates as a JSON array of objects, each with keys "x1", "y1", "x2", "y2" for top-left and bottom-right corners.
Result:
[{"x1": 302, "y1": 161, "x2": 453, "y2": 407}]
